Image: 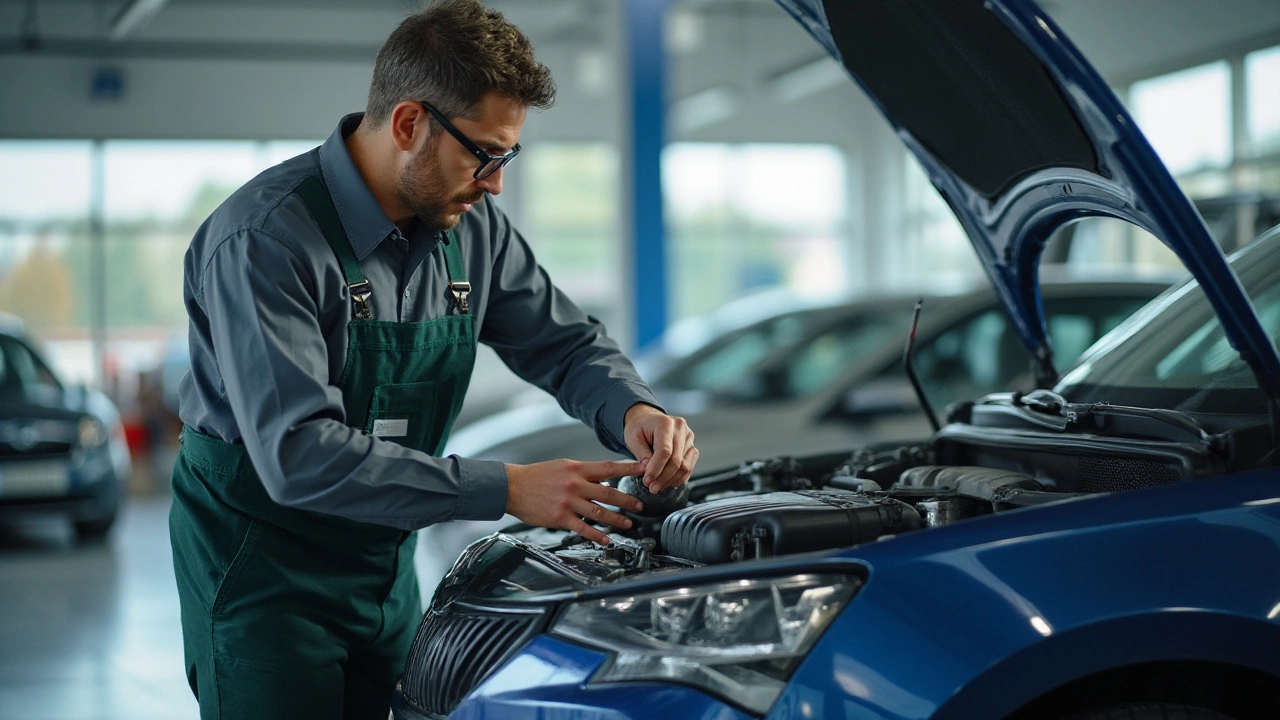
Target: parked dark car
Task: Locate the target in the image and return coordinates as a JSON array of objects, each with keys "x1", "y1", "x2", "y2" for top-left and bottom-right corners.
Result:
[
  {"x1": 446, "y1": 280, "x2": 1168, "y2": 467},
  {"x1": 393, "y1": 1, "x2": 1280, "y2": 719},
  {"x1": 0, "y1": 316, "x2": 132, "y2": 541}
]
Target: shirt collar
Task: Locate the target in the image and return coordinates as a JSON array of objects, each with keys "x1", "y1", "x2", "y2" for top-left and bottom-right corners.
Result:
[{"x1": 317, "y1": 113, "x2": 400, "y2": 261}]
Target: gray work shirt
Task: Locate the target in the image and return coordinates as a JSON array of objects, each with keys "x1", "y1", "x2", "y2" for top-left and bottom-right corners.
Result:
[{"x1": 178, "y1": 113, "x2": 659, "y2": 531}]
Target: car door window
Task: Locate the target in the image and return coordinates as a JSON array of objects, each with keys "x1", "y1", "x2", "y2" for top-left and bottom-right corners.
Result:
[
  {"x1": 781, "y1": 314, "x2": 910, "y2": 398},
  {"x1": 860, "y1": 295, "x2": 1152, "y2": 412}
]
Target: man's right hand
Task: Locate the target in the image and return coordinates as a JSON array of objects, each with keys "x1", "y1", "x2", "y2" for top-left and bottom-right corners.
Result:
[{"x1": 505, "y1": 459, "x2": 646, "y2": 546}]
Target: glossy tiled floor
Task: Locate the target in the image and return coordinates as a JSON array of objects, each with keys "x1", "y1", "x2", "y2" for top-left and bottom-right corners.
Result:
[{"x1": 0, "y1": 496, "x2": 200, "y2": 720}]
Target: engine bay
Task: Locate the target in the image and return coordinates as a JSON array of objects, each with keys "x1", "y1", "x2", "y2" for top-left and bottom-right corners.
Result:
[{"x1": 506, "y1": 392, "x2": 1246, "y2": 584}]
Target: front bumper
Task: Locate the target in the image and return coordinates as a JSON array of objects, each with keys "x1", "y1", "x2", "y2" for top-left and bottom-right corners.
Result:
[
  {"x1": 392, "y1": 635, "x2": 754, "y2": 720},
  {"x1": 0, "y1": 448, "x2": 121, "y2": 522}
]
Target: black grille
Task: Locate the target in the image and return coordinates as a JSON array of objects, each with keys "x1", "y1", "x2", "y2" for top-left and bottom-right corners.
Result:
[
  {"x1": 401, "y1": 606, "x2": 543, "y2": 717},
  {"x1": 0, "y1": 444, "x2": 71, "y2": 458}
]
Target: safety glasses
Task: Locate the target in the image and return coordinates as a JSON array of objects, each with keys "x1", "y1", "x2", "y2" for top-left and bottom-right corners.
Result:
[{"x1": 419, "y1": 101, "x2": 521, "y2": 180}]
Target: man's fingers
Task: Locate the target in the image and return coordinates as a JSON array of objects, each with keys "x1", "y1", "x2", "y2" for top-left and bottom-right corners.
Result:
[
  {"x1": 644, "y1": 435, "x2": 674, "y2": 487},
  {"x1": 578, "y1": 459, "x2": 644, "y2": 481},
  {"x1": 574, "y1": 499, "x2": 634, "y2": 532},
  {"x1": 683, "y1": 445, "x2": 700, "y2": 480},
  {"x1": 650, "y1": 443, "x2": 698, "y2": 493},
  {"x1": 569, "y1": 517, "x2": 613, "y2": 546},
  {"x1": 583, "y1": 483, "x2": 644, "y2": 514},
  {"x1": 662, "y1": 430, "x2": 691, "y2": 488}
]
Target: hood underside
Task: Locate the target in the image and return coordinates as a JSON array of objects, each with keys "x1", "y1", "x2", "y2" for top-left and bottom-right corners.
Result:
[{"x1": 773, "y1": 0, "x2": 1280, "y2": 405}]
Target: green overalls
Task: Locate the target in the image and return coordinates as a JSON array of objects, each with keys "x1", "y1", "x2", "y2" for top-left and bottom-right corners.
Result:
[{"x1": 169, "y1": 176, "x2": 477, "y2": 720}]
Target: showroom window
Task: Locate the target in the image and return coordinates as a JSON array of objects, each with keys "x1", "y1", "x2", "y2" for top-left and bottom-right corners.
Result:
[
  {"x1": 1246, "y1": 46, "x2": 1280, "y2": 158},
  {"x1": 103, "y1": 141, "x2": 262, "y2": 377},
  {"x1": 0, "y1": 139, "x2": 321, "y2": 408},
  {"x1": 1130, "y1": 61, "x2": 1232, "y2": 180},
  {"x1": 519, "y1": 143, "x2": 623, "y2": 330},
  {"x1": 0, "y1": 141, "x2": 95, "y2": 382},
  {"x1": 1120, "y1": 46, "x2": 1280, "y2": 216},
  {"x1": 663, "y1": 143, "x2": 850, "y2": 321},
  {"x1": 899, "y1": 156, "x2": 982, "y2": 290}
]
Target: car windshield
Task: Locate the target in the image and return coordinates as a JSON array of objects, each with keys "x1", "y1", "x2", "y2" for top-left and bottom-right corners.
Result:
[
  {"x1": 714, "y1": 308, "x2": 915, "y2": 402},
  {"x1": 657, "y1": 309, "x2": 822, "y2": 394},
  {"x1": 0, "y1": 334, "x2": 63, "y2": 393},
  {"x1": 1055, "y1": 226, "x2": 1280, "y2": 415}
]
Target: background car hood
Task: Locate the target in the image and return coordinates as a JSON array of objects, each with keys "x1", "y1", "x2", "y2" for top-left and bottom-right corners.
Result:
[
  {"x1": 450, "y1": 403, "x2": 931, "y2": 472},
  {"x1": 775, "y1": 0, "x2": 1280, "y2": 403}
]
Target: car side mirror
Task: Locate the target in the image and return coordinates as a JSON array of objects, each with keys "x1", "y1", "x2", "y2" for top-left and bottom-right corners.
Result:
[{"x1": 838, "y1": 379, "x2": 918, "y2": 418}]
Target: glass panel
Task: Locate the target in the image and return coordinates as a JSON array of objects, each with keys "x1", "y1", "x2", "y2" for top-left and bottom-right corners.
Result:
[
  {"x1": 102, "y1": 141, "x2": 261, "y2": 412},
  {"x1": 0, "y1": 141, "x2": 93, "y2": 224},
  {"x1": 1057, "y1": 230, "x2": 1280, "y2": 416},
  {"x1": 103, "y1": 141, "x2": 259, "y2": 224},
  {"x1": 667, "y1": 313, "x2": 811, "y2": 393},
  {"x1": 260, "y1": 140, "x2": 322, "y2": 168},
  {"x1": 521, "y1": 143, "x2": 622, "y2": 329},
  {"x1": 1174, "y1": 169, "x2": 1232, "y2": 200},
  {"x1": 1130, "y1": 62, "x2": 1231, "y2": 176},
  {"x1": 1246, "y1": 45, "x2": 1280, "y2": 156},
  {"x1": 779, "y1": 313, "x2": 910, "y2": 398},
  {"x1": 0, "y1": 141, "x2": 95, "y2": 384},
  {"x1": 664, "y1": 143, "x2": 849, "y2": 321},
  {"x1": 900, "y1": 156, "x2": 982, "y2": 289},
  {"x1": 879, "y1": 309, "x2": 1009, "y2": 410},
  {"x1": 1045, "y1": 216, "x2": 1180, "y2": 277},
  {"x1": 1258, "y1": 160, "x2": 1280, "y2": 195},
  {"x1": 0, "y1": 335, "x2": 61, "y2": 391}
]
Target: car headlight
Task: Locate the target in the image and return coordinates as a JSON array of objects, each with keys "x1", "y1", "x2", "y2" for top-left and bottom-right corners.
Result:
[
  {"x1": 77, "y1": 417, "x2": 108, "y2": 448},
  {"x1": 551, "y1": 572, "x2": 861, "y2": 715}
]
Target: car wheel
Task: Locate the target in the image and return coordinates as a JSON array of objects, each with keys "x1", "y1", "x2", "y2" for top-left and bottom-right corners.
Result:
[
  {"x1": 1066, "y1": 703, "x2": 1236, "y2": 720},
  {"x1": 73, "y1": 508, "x2": 117, "y2": 543}
]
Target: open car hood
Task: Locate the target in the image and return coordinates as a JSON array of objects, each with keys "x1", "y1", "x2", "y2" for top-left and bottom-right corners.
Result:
[{"x1": 775, "y1": 0, "x2": 1280, "y2": 403}]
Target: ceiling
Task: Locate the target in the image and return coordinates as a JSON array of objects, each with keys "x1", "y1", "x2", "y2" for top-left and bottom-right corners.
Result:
[{"x1": 4, "y1": 0, "x2": 1280, "y2": 83}]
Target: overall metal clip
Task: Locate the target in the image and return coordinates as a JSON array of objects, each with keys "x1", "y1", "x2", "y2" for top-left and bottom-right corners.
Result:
[
  {"x1": 449, "y1": 281, "x2": 471, "y2": 314},
  {"x1": 348, "y1": 280, "x2": 374, "y2": 319}
]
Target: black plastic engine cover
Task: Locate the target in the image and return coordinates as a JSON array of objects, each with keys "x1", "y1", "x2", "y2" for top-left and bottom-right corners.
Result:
[{"x1": 661, "y1": 490, "x2": 922, "y2": 564}]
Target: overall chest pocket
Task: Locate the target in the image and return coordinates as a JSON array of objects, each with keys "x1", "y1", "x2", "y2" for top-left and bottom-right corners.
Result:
[{"x1": 364, "y1": 382, "x2": 438, "y2": 453}]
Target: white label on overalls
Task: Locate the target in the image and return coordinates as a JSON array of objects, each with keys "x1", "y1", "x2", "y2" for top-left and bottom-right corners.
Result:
[{"x1": 372, "y1": 419, "x2": 409, "y2": 438}]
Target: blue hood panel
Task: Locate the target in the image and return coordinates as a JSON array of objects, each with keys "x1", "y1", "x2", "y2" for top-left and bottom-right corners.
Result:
[{"x1": 775, "y1": 0, "x2": 1280, "y2": 399}]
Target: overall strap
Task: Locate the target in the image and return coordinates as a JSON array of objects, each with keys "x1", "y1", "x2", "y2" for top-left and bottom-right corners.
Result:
[
  {"x1": 294, "y1": 175, "x2": 374, "y2": 319},
  {"x1": 441, "y1": 230, "x2": 471, "y2": 315}
]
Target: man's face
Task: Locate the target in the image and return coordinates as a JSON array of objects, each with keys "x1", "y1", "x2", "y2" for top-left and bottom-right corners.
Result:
[{"x1": 396, "y1": 92, "x2": 526, "y2": 231}]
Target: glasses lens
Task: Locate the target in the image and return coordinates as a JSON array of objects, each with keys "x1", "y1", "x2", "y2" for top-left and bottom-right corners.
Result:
[{"x1": 477, "y1": 157, "x2": 505, "y2": 180}]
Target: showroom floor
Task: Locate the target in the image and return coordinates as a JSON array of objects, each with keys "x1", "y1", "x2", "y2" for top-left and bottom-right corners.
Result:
[{"x1": 0, "y1": 496, "x2": 200, "y2": 720}]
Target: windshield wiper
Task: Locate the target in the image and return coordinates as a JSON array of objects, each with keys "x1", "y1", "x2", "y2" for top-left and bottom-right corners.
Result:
[{"x1": 983, "y1": 389, "x2": 1223, "y2": 445}]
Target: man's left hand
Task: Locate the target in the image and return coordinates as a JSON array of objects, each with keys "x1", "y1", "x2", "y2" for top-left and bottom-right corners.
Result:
[{"x1": 623, "y1": 403, "x2": 698, "y2": 492}]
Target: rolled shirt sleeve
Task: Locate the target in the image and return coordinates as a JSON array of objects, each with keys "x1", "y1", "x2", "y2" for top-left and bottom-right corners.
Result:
[{"x1": 196, "y1": 228, "x2": 509, "y2": 530}]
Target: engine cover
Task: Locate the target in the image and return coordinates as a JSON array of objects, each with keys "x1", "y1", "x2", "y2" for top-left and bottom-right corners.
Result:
[{"x1": 661, "y1": 489, "x2": 922, "y2": 564}]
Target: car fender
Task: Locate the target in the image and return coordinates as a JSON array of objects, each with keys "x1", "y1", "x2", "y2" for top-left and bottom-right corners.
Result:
[
  {"x1": 773, "y1": 472, "x2": 1280, "y2": 720},
  {"x1": 931, "y1": 610, "x2": 1280, "y2": 719}
]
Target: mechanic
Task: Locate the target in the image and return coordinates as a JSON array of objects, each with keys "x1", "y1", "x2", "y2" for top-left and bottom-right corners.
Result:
[{"x1": 168, "y1": 1, "x2": 697, "y2": 717}]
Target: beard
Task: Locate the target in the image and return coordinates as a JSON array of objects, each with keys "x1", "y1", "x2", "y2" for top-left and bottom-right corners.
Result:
[{"x1": 394, "y1": 143, "x2": 485, "y2": 231}]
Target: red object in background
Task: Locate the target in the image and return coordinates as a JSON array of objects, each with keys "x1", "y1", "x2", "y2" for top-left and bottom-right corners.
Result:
[{"x1": 121, "y1": 419, "x2": 150, "y2": 457}]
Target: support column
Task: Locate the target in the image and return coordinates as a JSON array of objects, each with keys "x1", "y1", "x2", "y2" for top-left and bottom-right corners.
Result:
[
  {"x1": 623, "y1": 0, "x2": 669, "y2": 350},
  {"x1": 90, "y1": 141, "x2": 108, "y2": 390}
]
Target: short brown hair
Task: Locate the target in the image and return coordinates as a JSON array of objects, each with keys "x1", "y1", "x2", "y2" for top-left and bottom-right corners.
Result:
[{"x1": 364, "y1": 0, "x2": 556, "y2": 127}]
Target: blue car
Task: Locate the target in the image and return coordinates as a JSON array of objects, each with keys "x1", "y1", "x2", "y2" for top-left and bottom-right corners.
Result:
[
  {"x1": 0, "y1": 315, "x2": 132, "y2": 541},
  {"x1": 392, "y1": 1, "x2": 1280, "y2": 719}
]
